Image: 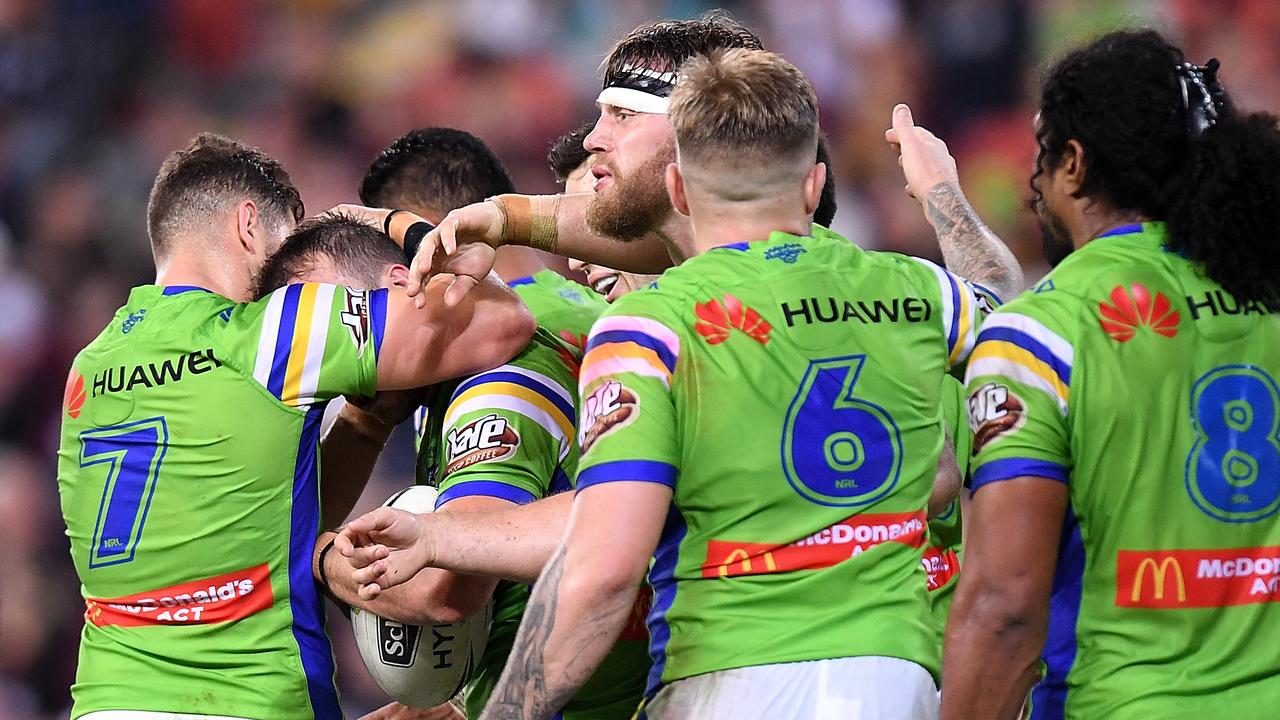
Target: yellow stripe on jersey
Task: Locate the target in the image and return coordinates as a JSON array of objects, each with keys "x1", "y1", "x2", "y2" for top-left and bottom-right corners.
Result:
[
  {"x1": 580, "y1": 342, "x2": 673, "y2": 388},
  {"x1": 446, "y1": 382, "x2": 575, "y2": 442},
  {"x1": 282, "y1": 283, "x2": 318, "y2": 407},
  {"x1": 951, "y1": 282, "x2": 973, "y2": 366},
  {"x1": 969, "y1": 340, "x2": 1070, "y2": 406}
]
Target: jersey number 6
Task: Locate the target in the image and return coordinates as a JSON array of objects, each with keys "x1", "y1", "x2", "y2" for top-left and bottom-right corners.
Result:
[{"x1": 782, "y1": 355, "x2": 903, "y2": 507}]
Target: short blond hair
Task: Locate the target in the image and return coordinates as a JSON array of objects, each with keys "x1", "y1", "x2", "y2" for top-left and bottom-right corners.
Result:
[{"x1": 669, "y1": 48, "x2": 818, "y2": 180}]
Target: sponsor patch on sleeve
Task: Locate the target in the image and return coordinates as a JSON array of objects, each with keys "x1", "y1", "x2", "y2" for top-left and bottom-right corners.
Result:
[
  {"x1": 968, "y1": 382, "x2": 1025, "y2": 453},
  {"x1": 580, "y1": 380, "x2": 639, "y2": 452},
  {"x1": 444, "y1": 414, "x2": 521, "y2": 476},
  {"x1": 340, "y1": 287, "x2": 371, "y2": 351}
]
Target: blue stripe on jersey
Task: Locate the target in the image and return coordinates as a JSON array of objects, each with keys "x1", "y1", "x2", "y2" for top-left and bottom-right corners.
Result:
[
  {"x1": 645, "y1": 503, "x2": 688, "y2": 696},
  {"x1": 717, "y1": 241, "x2": 751, "y2": 252},
  {"x1": 978, "y1": 327, "x2": 1072, "y2": 387},
  {"x1": 576, "y1": 460, "x2": 678, "y2": 492},
  {"x1": 549, "y1": 466, "x2": 572, "y2": 495},
  {"x1": 584, "y1": 330, "x2": 678, "y2": 374},
  {"x1": 268, "y1": 284, "x2": 303, "y2": 399},
  {"x1": 289, "y1": 404, "x2": 341, "y2": 720},
  {"x1": 1097, "y1": 223, "x2": 1144, "y2": 239},
  {"x1": 161, "y1": 285, "x2": 211, "y2": 296},
  {"x1": 508, "y1": 276, "x2": 536, "y2": 287},
  {"x1": 969, "y1": 280, "x2": 1004, "y2": 307},
  {"x1": 943, "y1": 269, "x2": 962, "y2": 355},
  {"x1": 972, "y1": 458, "x2": 1070, "y2": 491},
  {"x1": 451, "y1": 370, "x2": 576, "y2": 427},
  {"x1": 434, "y1": 481, "x2": 537, "y2": 509},
  {"x1": 369, "y1": 287, "x2": 388, "y2": 357},
  {"x1": 1030, "y1": 503, "x2": 1085, "y2": 720}
]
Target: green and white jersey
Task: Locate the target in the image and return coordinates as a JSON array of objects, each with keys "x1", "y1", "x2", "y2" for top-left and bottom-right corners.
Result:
[
  {"x1": 924, "y1": 375, "x2": 971, "y2": 647},
  {"x1": 415, "y1": 329, "x2": 649, "y2": 719},
  {"x1": 575, "y1": 226, "x2": 994, "y2": 694},
  {"x1": 510, "y1": 269, "x2": 608, "y2": 354},
  {"x1": 57, "y1": 282, "x2": 388, "y2": 719},
  {"x1": 965, "y1": 223, "x2": 1280, "y2": 719}
]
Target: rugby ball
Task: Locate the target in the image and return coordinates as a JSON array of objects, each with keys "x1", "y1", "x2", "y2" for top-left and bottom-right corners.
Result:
[{"x1": 351, "y1": 485, "x2": 493, "y2": 707}]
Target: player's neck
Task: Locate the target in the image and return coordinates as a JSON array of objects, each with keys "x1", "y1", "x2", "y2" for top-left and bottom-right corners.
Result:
[
  {"x1": 155, "y1": 250, "x2": 252, "y2": 303},
  {"x1": 1072, "y1": 202, "x2": 1152, "y2": 249},
  {"x1": 686, "y1": 202, "x2": 811, "y2": 257}
]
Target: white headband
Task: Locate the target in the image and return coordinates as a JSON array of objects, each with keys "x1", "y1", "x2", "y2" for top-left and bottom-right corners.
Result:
[{"x1": 597, "y1": 66, "x2": 678, "y2": 115}]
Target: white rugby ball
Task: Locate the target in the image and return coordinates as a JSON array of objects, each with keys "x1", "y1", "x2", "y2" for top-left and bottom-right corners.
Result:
[{"x1": 351, "y1": 485, "x2": 493, "y2": 708}]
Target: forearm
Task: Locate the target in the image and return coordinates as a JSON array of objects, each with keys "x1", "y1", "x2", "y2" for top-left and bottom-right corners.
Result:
[
  {"x1": 480, "y1": 545, "x2": 638, "y2": 720},
  {"x1": 924, "y1": 182, "x2": 1023, "y2": 300},
  {"x1": 928, "y1": 433, "x2": 961, "y2": 518},
  {"x1": 319, "y1": 403, "x2": 392, "y2": 528},
  {"x1": 316, "y1": 531, "x2": 496, "y2": 625},
  {"x1": 425, "y1": 493, "x2": 571, "y2": 584},
  {"x1": 941, "y1": 583, "x2": 1045, "y2": 720},
  {"x1": 500, "y1": 193, "x2": 674, "y2": 273}
]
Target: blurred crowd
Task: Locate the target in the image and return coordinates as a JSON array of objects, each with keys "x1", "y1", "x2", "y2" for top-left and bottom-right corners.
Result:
[{"x1": 1, "y1": 0, "x2": 1277, "y2": 716}]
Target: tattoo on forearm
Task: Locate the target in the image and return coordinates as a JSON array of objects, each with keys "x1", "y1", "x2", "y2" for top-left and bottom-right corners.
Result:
[
  {"x1": 481, "y1": 545, "x2": 636, "y2": 720},
  {"x1": 924, "y1": 182, "x2": 1022, "y2": 298}
]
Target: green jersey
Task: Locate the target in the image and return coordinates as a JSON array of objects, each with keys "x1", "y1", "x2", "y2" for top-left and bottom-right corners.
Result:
[
  {"x1": 510, "y1": 270, "x2": 608, "y2": 353},
  {"x1": 415, "y1": 329, "x2": 648, "y2": 719},
  {"x1": 965, "y1": 223, "x2": 1280, "y2": 719},
  {"x1": 575, "y1": 226, "x2": 992, "y2": 694},
  {"x1": 924, "y1": 376, "x2": 971, "y2": 646},
  {"x1": 58, "y1": 283, "x2": 388, "y2": 719}
]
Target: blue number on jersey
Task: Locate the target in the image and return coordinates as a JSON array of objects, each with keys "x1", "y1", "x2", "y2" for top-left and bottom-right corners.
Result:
[
  {"x1": 1185, "y1": 365, "x2": 1280, "y2": 523},
  {"x1": 82, "y1": 417, "x2": 169, "y2": 567},
  {"x1": 781, "y1": 355, "x2": 903, "y2": 507}
]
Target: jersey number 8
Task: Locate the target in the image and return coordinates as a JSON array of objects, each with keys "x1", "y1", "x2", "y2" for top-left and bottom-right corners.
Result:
[{"x1": 1185, "y1": 365, "x2": 1280, "y2": 523}]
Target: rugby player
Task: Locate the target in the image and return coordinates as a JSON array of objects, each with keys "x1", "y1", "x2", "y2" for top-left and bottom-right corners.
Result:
[
  {"x1": 943, "y1": 30, "x2": 1280, "y2": 719},
  {"x1": 470, "y1": 48, "x2": 989, "y2": 720},
  {"x1": 301, "y1": 130, "x2": 645, "y2": 719},
  {"x1": 55, "y1": 133, "x2": 533, "y2": 720}
]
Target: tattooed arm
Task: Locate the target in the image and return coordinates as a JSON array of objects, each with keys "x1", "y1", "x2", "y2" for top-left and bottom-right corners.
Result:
[
  {"x1": 479, "y1": 481, "x2": 670, "y2": 720},
  {"x1": 886, "y1": 104, "x2": 1023, "y2": 300}
]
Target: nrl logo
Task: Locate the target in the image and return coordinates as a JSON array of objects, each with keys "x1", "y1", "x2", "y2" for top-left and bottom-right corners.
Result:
[{"x1": 445, "y1": 414, "x2": 520, "y2": 475}]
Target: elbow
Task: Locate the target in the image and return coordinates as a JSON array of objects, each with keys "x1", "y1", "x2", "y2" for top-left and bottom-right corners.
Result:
[{"x1": 951, "y1": 575, "x2": 1046, "y2": 649}]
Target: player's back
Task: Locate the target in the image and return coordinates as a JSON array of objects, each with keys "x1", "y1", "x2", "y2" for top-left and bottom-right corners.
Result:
[
  {"x1": 578, "y1": 226, "x2": 978, "y2": 689},
  {"x1": 58, "y1": 283, "x2": 382, "y2": 719},
  {"x1": 968, "y1": 223, "x2": 1280, "y2": 719}
]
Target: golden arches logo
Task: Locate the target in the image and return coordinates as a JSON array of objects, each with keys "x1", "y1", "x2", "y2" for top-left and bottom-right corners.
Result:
[
  {"x1": 717, "y1": 547, "x2": 777, "y2": 577},
  {"x1": 1131, "y1": 557, "x2": 1187, "y2": 604}
]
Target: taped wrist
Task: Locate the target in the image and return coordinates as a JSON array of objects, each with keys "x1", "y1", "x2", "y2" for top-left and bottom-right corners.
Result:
[{"x1": 491, "y1": 194, "x2": 560, "y2": 253}]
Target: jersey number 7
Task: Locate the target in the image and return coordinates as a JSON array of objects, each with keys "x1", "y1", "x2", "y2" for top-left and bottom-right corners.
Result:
[{"x1": 81, "y1": 417, "x2": 169, "y2": 568}]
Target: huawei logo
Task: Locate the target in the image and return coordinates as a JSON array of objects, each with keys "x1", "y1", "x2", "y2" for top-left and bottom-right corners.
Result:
[
  {"x1": 1098, "y1": 283, "x2": 1180, "y2": 342},
  {"x1": 64, "y1": 369, "x2": 86, "y2": 419},
  {"x1": 694, "y1": 294, "x2": 772, "y2": 345}
]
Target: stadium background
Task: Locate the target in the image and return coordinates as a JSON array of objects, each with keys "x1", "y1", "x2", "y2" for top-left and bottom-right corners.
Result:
[{"x1": 0, "y1": 0, "x2": 1276, "y2": 717}]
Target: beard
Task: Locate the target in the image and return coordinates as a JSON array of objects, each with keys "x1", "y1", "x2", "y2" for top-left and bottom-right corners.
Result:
[
  {"x1": 1036, "y1": 201, "x2": 1074, "y2": 268},
  {"x1": 585, "y1": 146, "x2": 674, "y2": 241}
]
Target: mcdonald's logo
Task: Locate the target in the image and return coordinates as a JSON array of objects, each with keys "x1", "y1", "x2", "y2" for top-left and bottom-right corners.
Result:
[
  {"x1": 1130, "y1": 557, "x2": 1187, "y2": 605},
  {"x1": 717, "y1": 548, "x2": 777, "y2": 578}
]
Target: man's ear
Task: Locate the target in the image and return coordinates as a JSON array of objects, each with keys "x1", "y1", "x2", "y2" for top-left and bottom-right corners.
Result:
[
  {"x1": 386, "y1": 263, "x2": 411, "y2": 289},
  {"x1": 1060, "y1": 139, "x2": 1087, "y2": 197},
  {"x1": 803, "y1": 162, "x2": 826, "y2": 216},
  {"x1": 666, "y1": 162, "x2": 690, "y2": 217},
  {"x1": 236, "y1": 200, "x2": 260, "y2": 254}
]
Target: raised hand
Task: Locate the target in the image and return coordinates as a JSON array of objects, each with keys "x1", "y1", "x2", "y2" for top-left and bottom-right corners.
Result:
[
  {"x1": 407, "y1": 201, "x2": 504, "y2": 307},
  {"x1": 884, "y1": 103, "x2": 960, "y2": 203}
]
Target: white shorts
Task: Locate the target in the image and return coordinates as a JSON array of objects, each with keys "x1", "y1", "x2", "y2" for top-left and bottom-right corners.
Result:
[
  {"x1": 643, "y1": 656, "x2": 939, "y2": 720},
  {"x1": 80, "y1": 707, "x2": 252, "y2": 712}
]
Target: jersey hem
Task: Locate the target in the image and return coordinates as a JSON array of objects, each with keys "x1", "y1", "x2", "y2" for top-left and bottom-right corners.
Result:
[
  {"x1": 972, "y1": 457, "x2": 1070, "y2": 492},
  {"x1": 576, "y1": 460, "x2": 678, "y2": 491}
]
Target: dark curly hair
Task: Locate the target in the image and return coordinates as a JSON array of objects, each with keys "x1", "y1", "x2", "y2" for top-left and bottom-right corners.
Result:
[
  {"x1": 359, "y1": 128, "x2": 515, "y2": 217},
  {"x1": 601, "y1": 10, "x2": 763, "y2": 89},
  {"x1": 1035, "y1": 29, "x2": 1280, "y2": 306}
]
